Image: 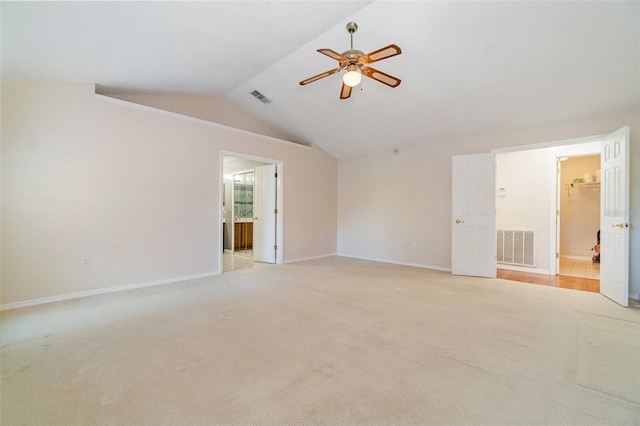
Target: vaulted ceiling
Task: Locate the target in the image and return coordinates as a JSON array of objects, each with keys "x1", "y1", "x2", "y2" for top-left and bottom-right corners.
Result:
[{"x1": 2, "y1": 1, "x2": 639, "y2": 159}]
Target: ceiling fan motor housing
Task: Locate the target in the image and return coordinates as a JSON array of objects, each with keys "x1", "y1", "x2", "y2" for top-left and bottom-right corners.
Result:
[{"x1": 341, "y1": 50, "x2": 365, "y2": 70}]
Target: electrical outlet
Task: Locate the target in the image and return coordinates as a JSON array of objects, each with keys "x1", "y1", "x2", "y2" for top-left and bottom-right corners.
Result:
[{"x1": 411, "y1": 242, "x2": 417, "y2": 248}]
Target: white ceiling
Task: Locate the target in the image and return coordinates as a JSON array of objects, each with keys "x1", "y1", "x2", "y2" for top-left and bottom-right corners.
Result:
[{"x1": 2, "y1": 1, "x2": 639, "y2": 159}]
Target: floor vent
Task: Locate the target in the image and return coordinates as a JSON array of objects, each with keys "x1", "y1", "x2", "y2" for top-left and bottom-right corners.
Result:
[
  {"x1": 250, "y1": 90, "x2": 272, "y2": 104},
  {"x1": 497, "y1": 229, "x2": 535, "y2": 267}
]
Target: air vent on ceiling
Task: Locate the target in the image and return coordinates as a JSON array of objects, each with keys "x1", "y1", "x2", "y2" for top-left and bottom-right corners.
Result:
[{"x1": 250, "y1": 90, "x2": 272, "y2": 105}]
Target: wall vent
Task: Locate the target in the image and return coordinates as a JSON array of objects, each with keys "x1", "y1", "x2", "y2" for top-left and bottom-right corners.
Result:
[
  {"x1": 497, "y1": 229, "x2": 535, "y2": 267},
  {"x1": 250, "y1": 90, "x2": 272, "y2": 104}
]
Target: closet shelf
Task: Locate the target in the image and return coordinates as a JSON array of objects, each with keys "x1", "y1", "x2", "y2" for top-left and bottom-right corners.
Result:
[
  {"x1": 564, "y1": 181, "x2": 600, "y2": 191},
  {"x1": 568, "y1": 182, "x2": 600, "y2": 187}
]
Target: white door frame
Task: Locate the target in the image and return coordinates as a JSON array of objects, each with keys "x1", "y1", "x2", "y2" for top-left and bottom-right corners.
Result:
[
  {"x1": 555, "y1": 157, "x2": 562, "y2": 274},
  {"x1": 548, "y1": 143, "x2": 601, "y2": 275},
  {"x1": 220, "y1": 151, "x2": 284, "y2": 271}
]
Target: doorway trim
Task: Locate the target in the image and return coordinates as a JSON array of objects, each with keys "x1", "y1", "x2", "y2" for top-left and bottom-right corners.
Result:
[
  {"x1": 552, "y1": 147, "x2": 601, "y2": 274},
  {"x1": 492, "y1": 133, "x2": 606, "y2": 277},
  {"x1": 220, "y1": 151, "x2": 284, "y2": 271}
]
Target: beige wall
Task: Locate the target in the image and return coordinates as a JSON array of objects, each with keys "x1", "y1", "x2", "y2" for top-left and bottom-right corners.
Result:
[
  {"x1": 108, "y1": 93, "x2": 303, "y2": 144},
  {"x1": 1, "y1": 80, "x2": 337, "y2": 306},
  {"x1": 338, "y1": 106, "x2": 640, "y2": 298},
  {"x1": 2, "y1": 79, "x2": 638, "y2": 306}
]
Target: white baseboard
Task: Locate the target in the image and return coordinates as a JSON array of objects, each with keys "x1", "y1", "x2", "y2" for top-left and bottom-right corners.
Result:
[
  {"x1": 284, "y1": 253, "x2": 337, "y2": 264},
  {"x1": 0, "y1": 270, "x2": 221, "y2": 311},
  {"x1": 560, "y1": 255, "x2": 592, "y2": 261},
  {"x1": 4, "y1": 257, "x2": 634, "y2": 311},
  {"x1": 497, "y1": 264, "x2": 551, "y2": 275},
  {"x1": 336, "y1": 254, "x2": 451, "y2": 272}
]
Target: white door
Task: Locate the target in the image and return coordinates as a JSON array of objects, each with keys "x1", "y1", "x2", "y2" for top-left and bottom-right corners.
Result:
[
  {"x1": 600, "y1": 127, "x2": 630, "y2": 307},
  {"x1": 253, "y1": 164, "x2": 277, "y2": 263},
  {"x1": 452, "y1": 153, "x2": 497, "y2": 277}
]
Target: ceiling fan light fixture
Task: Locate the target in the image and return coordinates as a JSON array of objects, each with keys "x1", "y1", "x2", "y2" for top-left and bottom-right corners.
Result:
[{"x1": 343, "y1": 66, "x2": 362, "y2": 87}]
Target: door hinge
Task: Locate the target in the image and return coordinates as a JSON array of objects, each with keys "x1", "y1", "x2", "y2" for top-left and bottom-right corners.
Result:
[
  {"x1": 556, "y1": 210, "x2": 560, "y2": 217},
  {"x1": 274, "y1": 172, "x2": 278, "y2": 178},
  {"x1": 556, "y1": 252, "x2": 559, "y2": 259},
  {"x1": 274, "y1": 244, "x2": 278, "y2": 250},
  {"x1": 274, "y1": 208, "x2": 278, "y2": 215}
]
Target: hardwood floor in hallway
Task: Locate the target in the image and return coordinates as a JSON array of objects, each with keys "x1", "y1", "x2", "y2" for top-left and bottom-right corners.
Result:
[{"x1": 497, "y1": 269, "x2": 599, "y2": 293}]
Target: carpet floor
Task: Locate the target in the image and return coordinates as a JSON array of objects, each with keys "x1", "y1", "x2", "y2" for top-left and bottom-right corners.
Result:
[{"x1": 2, "y1": 256, "x2": 639, "y2": 425}]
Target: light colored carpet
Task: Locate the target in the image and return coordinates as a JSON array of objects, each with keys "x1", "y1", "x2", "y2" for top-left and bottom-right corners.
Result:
[{"x1": 2, "y1": 256, "x2": 639, "y2": 425}]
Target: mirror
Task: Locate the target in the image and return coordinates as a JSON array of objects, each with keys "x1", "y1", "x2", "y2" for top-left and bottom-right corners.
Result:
[{"x1": 233, "y1": 171, "x2": 254, "y2": 255}]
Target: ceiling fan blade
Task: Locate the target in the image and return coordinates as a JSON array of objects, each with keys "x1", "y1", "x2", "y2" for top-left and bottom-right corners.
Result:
[
  {"x1": 361, "y1": 66, "x2": 401, "y2": 88},
  {"x1": 363, "y1": 44, "x2": 402, "y2": 64},
  {"x1": 317, "y1": 49, "x2": 345, "y2": 61},
  {"x1": 299, "y1": 68, "x2": 341, "y2": 86},
  {"x1": 340, "y1": 83, "x2": 352, "y2": 99}
]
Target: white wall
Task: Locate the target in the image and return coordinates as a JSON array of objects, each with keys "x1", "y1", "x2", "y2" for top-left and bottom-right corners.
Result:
[
  {"x1": 1, "y1": 80, "x2": 337, "y2": 306},
  {"x1": 496, "y1": 148, "x2": 552, "y2": 272},
  {"x1": 338, "y1": 106, "x2": 640, "y2": 298}
]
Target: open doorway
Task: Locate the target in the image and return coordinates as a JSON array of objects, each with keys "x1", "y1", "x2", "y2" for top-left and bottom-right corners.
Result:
[
  {"x1": 557, "y1": 154, "x2": 601, "y2": 280},
  {"x1": 221, "y1": 154, "x2": 282, "y2": 273},
  {"x1": 494, "y1": 140, "x2": 602, "y2": 293},
  {"x1": 457, "y1": 127, "x2": 630, "y2": 304}
]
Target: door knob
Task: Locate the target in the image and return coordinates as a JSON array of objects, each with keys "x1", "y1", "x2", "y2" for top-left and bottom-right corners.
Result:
[
  {"x1": 612, "y1": 223, "x2": 624, "y2": 228},
  {"x1": 455, "y1": 219, "x2": 464, "y2": 224},
  {"x1": 254, "y1": 217, "x2": 258, "y2": 220}
]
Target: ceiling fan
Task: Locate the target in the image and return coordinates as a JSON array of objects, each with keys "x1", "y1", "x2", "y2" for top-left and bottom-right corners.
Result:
[{"x1": 299, "y1": 22, "x2": 402, "y2": 100}]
